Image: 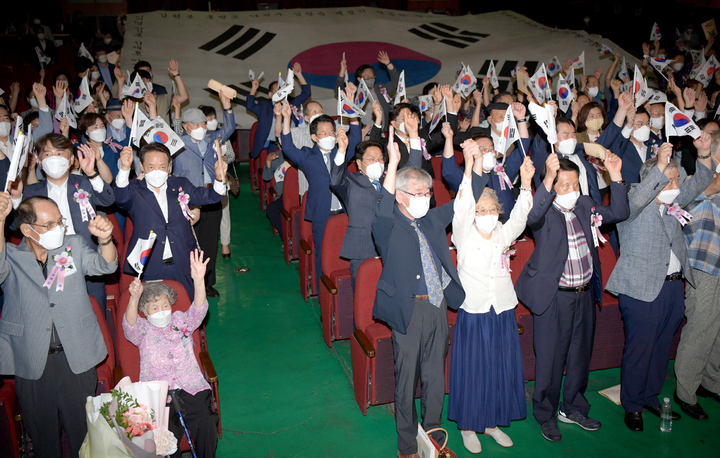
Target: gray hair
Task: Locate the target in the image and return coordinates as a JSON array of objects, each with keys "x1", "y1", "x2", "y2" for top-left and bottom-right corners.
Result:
[
  {"x1": 396, "y1": 166, "x2": 432, "y2": 192},
  {"x1": 477, "y1": 187, "x2": 505, "y2": 214},
  {"x1": 639, "y1": 156, "x2": 679, "y2": 182},
  {"x1": 138, "y1": 282, "x2": 178, "y2": 315}
]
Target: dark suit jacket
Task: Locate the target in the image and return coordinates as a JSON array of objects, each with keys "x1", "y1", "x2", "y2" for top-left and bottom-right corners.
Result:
[
  {"x1": 514, "y1": 180, "x2": 630, "y2": 316},
  {"x1": 246, "y1": 84, "x2": 311, "y2": 159},
  {"x1": 334, "y1": 66, "x2": 400, "y2": 130},
  {"x1": 281, "y1": 124, "x2": 361, "y2": 223},
  {"x1": 611, "y1": 132, "x2": 663, "y2": 183},
  {"x1": 371, "y1": 187, "x2": 465, "y2": 334},
  {"x1": 22, "y1": 175, "x2": 115, "y2": 248},
  {"x1": 114, "y1": 176, "x2": 223, "y2": 277}
]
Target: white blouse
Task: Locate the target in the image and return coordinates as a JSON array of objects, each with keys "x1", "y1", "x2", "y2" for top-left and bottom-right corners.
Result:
[{"x1": 451, "y1": 175, "x2": 532, "y2": 314}]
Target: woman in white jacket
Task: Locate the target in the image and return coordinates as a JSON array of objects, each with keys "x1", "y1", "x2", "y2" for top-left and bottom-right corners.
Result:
[{"x1": 447, "y1": 138, "x2": 535, "y2": 453}]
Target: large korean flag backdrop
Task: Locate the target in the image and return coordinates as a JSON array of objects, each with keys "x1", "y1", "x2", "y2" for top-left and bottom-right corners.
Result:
[{"x1": 122, "y1": 8, "x2": 638, "y2": 127}]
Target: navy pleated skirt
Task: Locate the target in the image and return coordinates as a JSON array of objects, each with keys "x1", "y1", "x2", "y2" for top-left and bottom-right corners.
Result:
[{"x1": 447, "y1": 307, "x2": 527, "y2": 432}]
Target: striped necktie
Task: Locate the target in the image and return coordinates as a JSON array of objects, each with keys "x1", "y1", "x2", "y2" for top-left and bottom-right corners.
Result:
[{"x1": 411, "y1": 221, "x2": 443, "y2": 307}]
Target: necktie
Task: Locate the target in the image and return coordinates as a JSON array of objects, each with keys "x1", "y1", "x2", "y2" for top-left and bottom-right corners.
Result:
[
  {"x1": 372, "y1": 180, "x2": 381, "y2": 194},
  {"x1": 411, "y1": 221, "x2": 443, "y2": 307}
]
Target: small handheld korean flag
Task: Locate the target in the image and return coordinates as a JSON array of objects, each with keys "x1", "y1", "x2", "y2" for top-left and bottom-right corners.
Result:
[
  {"x1": 487, "y1": 61, "x2": 499, "y2": 89},
  {"x1": 272, "y1": 69, "x2": 295, "y2": 103},
  {"x1": 356, "y1": 78, "x2": 372, "y2": 108},
  {"x1": 248, "y1": 69, "x2": 264, "y2": 82},
  {"x1": 54, "y1": 92, "x2": 76, "y2": 129},
  {"x1": 644, "y1": 56, "x2": 671, "y2": 80},
  {"x1": 635, "y1": 79, "x2": 652, "y2": 108},
  {"x1": 650, "y1": 22, "x2": 662, "y2": 41},
  {"x1": 570, "y1": 51, "x2": 585, "y2": 74},
  {"x1": 648, "y1": 89, "x2": 668, "y2": 104},
  {"x1": 665, "y1": 102, "x2": 701, "y2": 141},
  {"x1": 3, "y1": 132, "x2": 25, "y2": 193},
  {"x1": 689, "y1": 52, "x2": 706, "y2": 80},
  {"x1": 142, "y1": 116, "x2": 185, "y2": 156},
  {"x1": 127, "y1": 231, "x2": 157, "y2": 278},
  {"x1": 599, "y1": 44, "x2": 614, "y2": 57},
  {"x1": 428, "y1": 98, "x2": 446, "y2": 132},
  {"x1": 567, "y1": 67, "x2": 576, "y2": 89},
  {"x1": 131, "y1": 104, "x2": 153, "y2": 147},
  {"x1": 13, "y1": 116, "x2": 22, "y2": 144},
  {"x1": 527, "y1": 64, "x2": 549, "y2": 103},
  {"x1": 528, "y1": 102, "x2": 557, "y2": 145},
  {"x1": 35, "y1": 47, "x2": 51, "y2": 69},
  {"x1": 696, "y1": 55, "x2": 720, "y2": 87},
  {"x1": 618, "y1": 56, "x2": 629, "y2": 82},
  {"x1": 394, "y1": 70, "x2": 406, "y2": 105},
  {"x1": 73, "y1": 76, "x2": 93, "y2": 113},
  {"x1": 633, "y1": 65, "x2": 644, "y2": 103},
  {"x1": 418, "y1": 95, "x2": 433, "y2": 114},
  {"x1": 496, "y1": 105, "x2": 521, "y2": 159},
  {"x1": 690, "y1": 49, "x2": 703, "y2": 64},
  {"x1": 557, "y1": 74, "x2": 575, "y2": 114},
  {"x1": 510, "y1": 64, "x2": 521, "y2": 78},
  {"x1": 78, "y1": 43, "x2": 94, "y2": 62},
  {"x1": 120, "y1": 73, "x2": 147, "y2": 99},
  {"x1": 546, "y1": 56, "x2": 562, "y2": 77},
  {"x1": 337, "y1": 88, "x2": 366, "y2": 118}
]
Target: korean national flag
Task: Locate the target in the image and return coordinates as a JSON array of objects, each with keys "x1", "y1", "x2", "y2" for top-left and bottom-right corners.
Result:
[
  {"x1": 429, "y1": 98, "x2": 446, "y2": 132},
  {"x1": 272, "y1": 69, "x2": 295, "y2": 103},
  {"x1": 650, "y1": 22, "x2": 662, "y2": 41},
  {"x1": 418, "y1": 95, "x2": 433, "y2": 114},
  {"x1": 337, "y1": 88, "x2": 366, "y2": 118},
  {"x1": 142, "y1": 116, "x2": 186, "y2": 156},
  {"x1": 689, "y1": 52, "x2": 706, "y2": 80},
  {"x1": 546, "y1": 56, "x2": 562, "y2": 77},
  {"x1": 486, "y1": 61, "x2": 498, "y2": 90},
  {"x1": 570, "y1": 51, "x2": 585, "y2": 72},
  {"x1": 394, "y1": 70, "x2": 406, "y2": 105},
  {"x1": 665, "y1": 102, "x2": 701, "y2": 140},
  {"x1": 127, "y1": 231, "x2": 158, "y2": 275},
  {"x1": 495, "y1": 105, "x2": 520, "y2": 160},
  {"x1": 696, "y1": 55, "x2": 720, "y2": 88},
  {"x1": 54, "y1": 92, "x2": 76, "y2": 129},
  {"x1": 599, "y1": 44, "x2": 614, "y2": 57},
  {"x1": 527, "y1": 64, "x2": 548, "y2": 104},
  {"x1": 73, "y1": 76, "x2": 93, "y2": 113},
  {"x1": 356, "y1": 78, "x2": 372, "y2": 108},
  {"x1": 120, "y1": 73, "x2": 148, "y2": 99},
  {"x1": 557, "y1": 75, "x2": 575, "y2": 114},
  {"x1": 528, "y1": 102, "x2": 557, "y2": 145}
]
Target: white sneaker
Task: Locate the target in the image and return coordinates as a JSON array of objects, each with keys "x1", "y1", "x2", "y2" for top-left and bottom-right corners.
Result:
[
  {"x1": 484, "y1": 427, "x2": 513, "y2": 448},
  {"x1": 461, "y1": 430, "x2": 482, "y2": 453}
]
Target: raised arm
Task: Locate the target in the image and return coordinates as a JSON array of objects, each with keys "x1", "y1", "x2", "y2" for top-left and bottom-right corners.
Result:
[{"x1": 168, "y1": 60, "x2": 188, "y2": 104}]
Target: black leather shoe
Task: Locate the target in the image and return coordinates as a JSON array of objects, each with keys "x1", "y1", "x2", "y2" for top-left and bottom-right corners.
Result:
[
  {"x1": 222, "y1": 252, "x2": 231, "y2": 260},
  {"x1": 696, "y1": 385, "x2": 720, "y2": 404},
  {"x1": 206, "y1": 286, "x2": 220, "y2": 298},
  {"x1": 643, "y1": 405, "x2": 681, "y2": 420},
  {"x1": 624, "y1": 412, "x2": 643, "y2": 432},
  {"x1": 674, "y1": 391, "x2": 709, "y2": 420}
]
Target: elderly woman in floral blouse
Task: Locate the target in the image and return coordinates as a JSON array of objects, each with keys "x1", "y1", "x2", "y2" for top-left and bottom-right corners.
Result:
[{"x1": 123, "y1": 249, "x2": 217, "y2": 458}]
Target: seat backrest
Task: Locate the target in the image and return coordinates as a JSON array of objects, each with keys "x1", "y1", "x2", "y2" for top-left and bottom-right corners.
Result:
[
  {"x1": 258, "y1": 150, "x2": 268, "y2": 173},
  {"x1": 282, "y1": 166, "x2": 300, "y2": 211},
  {"x1": 433, "y1": 178, "x2": 452, "y2": 206},
  {"x1": 354, "y1": 257, "x2": 383, "y2": 332},
  {"x1": 299, "y1": 198, "x2": 312, "y2": 240},
  {"x1": 454, "y1": 148, "x2": 464, "y2": 167},
  {"x1": 431, "y1": 156, "x2": 442, "y2": 180},
  {"x1": 249, "y1": 121, "x2": 258, "y2": 152},
  {"x1": 90, "y1": 296, "x2": 115, "y2": 369},
  {"x1": 107, "y1": 213, "x2": 125, "y2": 264},
  {"x1": 347, "y1": 162, "x2": 358, "y2": 173},
  {"x1": 321, "y1": 214, "x2": 350, "y2": 274},
  {"x1": 510, "y1": 237, "x2": 535, "y2": 286},
  {"x1": 115, "y1": 280, "x2": 202, "y2": 382},
  {"x1": 124, "y1": 217, "x2": 134, "y2": 243}
]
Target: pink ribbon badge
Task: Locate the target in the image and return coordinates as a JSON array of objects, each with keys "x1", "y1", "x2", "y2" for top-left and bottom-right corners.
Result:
[
  {"x1": 104, "y1": 139, "x2": 123, "y2": 153},
  {"x1": 493, "y1": 164, "x2": 514, "y2": 191},
  {"x1": 420, "y1": 138, "x2": 431, "y2": 161},
  {"x1": 73, "y1": 184, "x2": 95, "y2": 222},
  {"x1": 177, "y1": 187, "x2": 194, "y2": 221},
  {"x1": 379, "y1": 87, "x2": 391, "y2": 103},
  {"x1": 590, "y1": 207, "x2": 607, "y2": 247},
  {"x1": 667, "y1": 203, "x2": 693, "y2": 226},
  {"x1": 500, "y1": 241, "x2": 516, "y2": 275},
  {"x1": 43, "y1": 250, "x2": 73, "y2": 292}
]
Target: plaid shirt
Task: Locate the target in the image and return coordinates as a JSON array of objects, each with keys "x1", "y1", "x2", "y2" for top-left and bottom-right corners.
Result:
[
  {"x1": 555, "y1": 204, "x2": 594, "y2": 287},
  {"x1": 684, "y1": 193, "x2": 720, "y2": 276}
]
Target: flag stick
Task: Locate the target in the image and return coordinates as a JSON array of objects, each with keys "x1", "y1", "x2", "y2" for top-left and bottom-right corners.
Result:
[
  {"x1": 191, "y1": 226, "x2": 201, "y2": 250},
  {"x1": 519, "y1": 138, "x2": 527, "y2": 157},
  {"x1": 657, "y1": 70, "x2": 670, "y2": 82}
]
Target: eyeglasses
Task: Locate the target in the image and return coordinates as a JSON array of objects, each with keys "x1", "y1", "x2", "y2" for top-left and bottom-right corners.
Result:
[
  {"x1": 479, "y1": 147, "x2": 496, "y2": 154},
  {"x1": 476, "y1": 207, "x2": 499, "y2": 216},
  {"x1": 31, "y1": 218, "x2": 66, "y2": 231},
  {"x1": 401, "y1": 189, "x2": 433, "y2": 199},
  {"x1": 632, "y1": 121, "x2": 648, "y2": 128}
]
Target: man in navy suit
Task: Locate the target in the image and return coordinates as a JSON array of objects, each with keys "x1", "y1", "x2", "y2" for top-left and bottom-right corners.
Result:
[
  {"x1": 94, "y1": 45, "x2": 116, "y2": 89},
  {"x1": 372, "y1": 138, "x2": 483, "y2": 458},
  {"x1": 515, "y1": 152, "x2": 630, "y2": 442},
  {"x1": 281, "y1": 101, "x2": 361, "y2": 291},
  {"x1": 530, "y1": 93, "x2": 632, "y2": 204},
  {"x1": 11, "y1": 133, "x2": 116, "y2": 311},
  {"x1": 247, "y1": 62, "x2": 311, "y2": 159},
  {"x1": 611, "y1": 108, "x2": 664, "y2": 183},
  {"x1": 115, "y1": 143, "x2": 227, "y2": 298}
]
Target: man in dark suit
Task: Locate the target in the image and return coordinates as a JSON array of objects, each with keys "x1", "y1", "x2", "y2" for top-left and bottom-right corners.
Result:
[
  {"x1": 115, "y1": 143, "x2": 227, "y2": 298},
  {"x1": 134, "y1": 60, "x2": 168, "y2": 95},
  {"x1": 611, "y1": 108, "x2": 664, "y2": 183},
  {"x1": 281, "y1": 100, "x2": 361, "y2": 291},
  {"x1": 11, "y1": 134, "x2": 115, "y2": 311},
  {"x1": 247, "y1": 62, "x2": 311, "y2": 159},
  {"x1": 94, "y1": 45, "x2": 116, "y2": 89},
  {"x1": 373, "y1": 138, "x2": 483, "y2": 458},
  {"x1": 515, "y1": 152, "x2": 630, "y2": 442}
]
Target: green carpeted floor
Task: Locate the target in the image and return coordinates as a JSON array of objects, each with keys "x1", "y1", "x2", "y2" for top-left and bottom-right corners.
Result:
[{"x1": 206, "y1": 163, "x2": 720, "y2": 457}]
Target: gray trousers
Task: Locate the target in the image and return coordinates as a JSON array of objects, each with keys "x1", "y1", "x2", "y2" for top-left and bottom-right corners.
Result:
[
  {"x1": 392, "y1": 298, "x2": 449, "y2": 455},
  {"x1": 676, "y1": 268, "x2": 720, "y2": 403}
]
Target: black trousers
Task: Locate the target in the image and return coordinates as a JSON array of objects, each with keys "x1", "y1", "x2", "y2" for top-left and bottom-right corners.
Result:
[
  {"x1": 168, "y1": 389, "x2": 218, "y2": 458},
  {"x1": 532, "y1": 288, "x2": 596, "y2": 425},
  {"x1": 15, "y1": 350, "x2": 97, "y2": 458},
  {"x1": 195, "y1": 202, "x2": 222, "y2": 288},
  {"x1": 265, "y1": 198, "x2": 283, "y2": 238}
]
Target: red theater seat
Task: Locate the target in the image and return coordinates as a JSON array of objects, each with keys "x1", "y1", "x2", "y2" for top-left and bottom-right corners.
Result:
[
  {"x1": 319, "y1": 214, "x2": 353, "y2": 347},
  {"x1": 298, "y1": 198, "x2": 317, "y2": 301},
  {"x1": 433, "y1": 178, "x2": 452, "y2": 206},
  {"x1": 249, "y1": 121, "x2": 259, "y2": 192},
  {"x1": 281, "y1": 166, "x2": 301, "y2": 264}
]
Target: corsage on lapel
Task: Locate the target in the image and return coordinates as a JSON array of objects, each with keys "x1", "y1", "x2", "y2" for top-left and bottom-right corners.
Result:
[
  {"x1": 73, "y1": 183, "x2": 96, "y2": 222},
  {"x1": 176, "y1": 187, "x2": 194, "y2": 221},
  {"x1": 43, "y1": 246, "x2": 77, "y2": 292}
]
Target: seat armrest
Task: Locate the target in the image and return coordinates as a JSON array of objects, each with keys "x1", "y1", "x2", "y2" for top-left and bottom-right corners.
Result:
[
  {"x1": 270, "y1": 187, "x2": 277, "y2": 199},
  {"x1": 282, "y1": 210, "x2": 292, "y2": 221},
  {"x1": 113, "y1": 367, "x2": 124, "y2": 386},
  {"x1": 321, "y1": 274, "x2": 337, "y2": 294},
  {"x1": 353, "y1": 329, "x2": 376, "y2": 358},
  {"x1": 300, "y1": 240, "x2": 312, "y2": 255},
  {"x1": 200, "y1": 351, "x2": 218, "y2": 383},
  {"x1": 518, "y1": 322, "x2": 524, "y2": 335}
]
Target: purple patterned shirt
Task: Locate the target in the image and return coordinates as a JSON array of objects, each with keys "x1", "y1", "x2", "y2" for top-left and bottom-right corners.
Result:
[{"x1": 122, "y1": 301, "x2": 211, "y2": 395}]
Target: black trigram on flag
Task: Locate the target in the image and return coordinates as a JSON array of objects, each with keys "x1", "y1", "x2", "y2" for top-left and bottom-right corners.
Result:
[
  {"x1": 199, "y1": 25, "x2": 276, "y2": 60},
  {"x1": 203, "y1": 81, "x2": 270, "y2": 104},
  {"x1": 408, "y1": 23, "x2": 487, "y2": 49}
]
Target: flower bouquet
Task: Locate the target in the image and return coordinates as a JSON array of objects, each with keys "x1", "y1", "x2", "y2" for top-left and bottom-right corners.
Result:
[{"x1": 80, "y1": 377, "x2": 177, "y2": 458}]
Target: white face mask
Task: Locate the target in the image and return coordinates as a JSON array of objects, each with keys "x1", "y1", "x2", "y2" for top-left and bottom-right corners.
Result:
[
  {"x1": 29, "y1": 98, "x2": 39, "y2": 109},
  {"x1": 88, "y1": 128, "x2": 106, "y2": 143},
  {"x1": 147, "y1": 310, "x2": 172, "y2": 328},
  {"x1": 0, "y1": 121, "x2": 11, "y2": 137},
  {"x1": 672, "y1": 63, "x2": 684, "y2": 72},
  {"x1": 91, "y1": 71, "x2": 100, "y2": 80},
  {"x1": 402, "y1": 194, "x2": 430, "y2": 219},
  {"x1": 41, "y1": 156, "x2": 70, "y2": 179},
  {"x1": 307, "y1": 113, "x2": 322, "y2": 124},
  {"x1": 33, "y1": 19, "x2": 41, "y2": 25},
  {"x1": 103, "y1": 38, "x2": 112, "y2": 45},
  {"x1": 146, "y1": 82, "x2": 153, "y2": 93},
  {"x1": 475, "y1": 214, "x2": 499, "y2": 234},
  {"x1": 493, "y1": 121, "x2": 504, "y2": 132},
  {"x1": 397, "y1": 122, "x2": 407, "y2": 134},
  {"x1": 555, "y1": 190, "x2": 580, "y2": 209},
  {"x1": 649, "y1": 116, "x2": 664, "y2": 130},
  {"x1": 633, "y1": 125, "x2": 651, "y2": 142},
  {"x1": 317, "y1": 136, "x2": 336, "y2": 151},
  {"x1": 482, "y1": 152, "x2": 496, "y2": 171},
  {"x1": 657, "y1": 188, "x2": 680, "y2": 205},
  {"x1": 97, "y1": 54, "x2": 108, "y2": 63},
  {"x1": 111, "y1": 118, "x2": 126, "y2": 130},
  {"x1": 190, "y1": 127, "x2": 206, "y2": 141},
  {"x1": 29, "y1": 225, "x2": 65, "y2": 251},
  {"x1": 206, "y1": 119, "x2": 219, "y2": 131},
  {"x1": 587, "y1": 86, "x2": 599, "y2": 97},
  {"x1": 557, "y1": 138, "x2": 578, "y2": 155},
  {"x1": 145, "y1": 170, "x2": 169, "y2": 188},
  {"x1": 364, "y1": 161, "x2": 385, "y2": 181},
  {"x1": 37, "y1": 33, "x2": 45, "y2": 40}
]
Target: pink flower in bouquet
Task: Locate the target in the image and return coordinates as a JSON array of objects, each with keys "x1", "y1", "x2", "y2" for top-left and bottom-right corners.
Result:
[
  {"x1": 178, "y1": 193, "x2": 189, "y2": 204},
  {"x1": 154, "y1": 426, "x2": 178, "y2": 455}
]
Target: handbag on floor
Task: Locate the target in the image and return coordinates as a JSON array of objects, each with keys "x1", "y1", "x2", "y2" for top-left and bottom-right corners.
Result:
[{"x1": 416, "y1": 425, "x2": 450, "y2": 458}]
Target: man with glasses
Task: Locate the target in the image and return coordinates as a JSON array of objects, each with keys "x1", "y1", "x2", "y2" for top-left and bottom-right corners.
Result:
[
  {"x1": 10, "y1": 133, "x2": 115, "y2": 311},
  {"x1": 612, "y1": 107, "x2": 665, "y2": 183},
  {"x1": 0, "y1": 193, "x2": 118, "y2": 457}
]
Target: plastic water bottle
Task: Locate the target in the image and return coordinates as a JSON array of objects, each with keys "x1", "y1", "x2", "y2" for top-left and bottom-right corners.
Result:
[{"x1": 660, "y1": 397, "x2": 672, "y2": 432}]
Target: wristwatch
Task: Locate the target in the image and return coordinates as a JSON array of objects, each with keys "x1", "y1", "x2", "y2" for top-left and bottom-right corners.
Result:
[
  {"x1": 612, "y1": 179, "x2": 626, "y2": 185},
  {"x1": 698, "y1": 152, "x2": 711, "y2": 159},
  {"x1": 86, "y1": 171, "x2": 99, "y2": 180}
]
